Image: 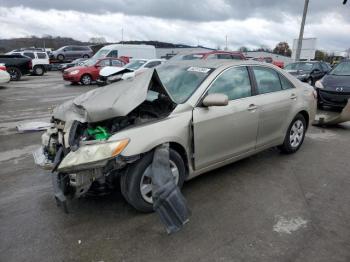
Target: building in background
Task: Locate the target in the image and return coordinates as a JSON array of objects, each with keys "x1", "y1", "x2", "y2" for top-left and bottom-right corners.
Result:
[{"x1": 292, "y1": 38, "x2": 317, "y2": 61}]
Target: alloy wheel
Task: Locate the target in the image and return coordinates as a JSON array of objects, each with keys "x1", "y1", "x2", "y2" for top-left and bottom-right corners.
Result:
[
  {"x1": 139, "y1": 160, "x2": 179, "y2": 204},
  {"x1": 289, "y1": 120, "x2": 304, "y2": 148}
]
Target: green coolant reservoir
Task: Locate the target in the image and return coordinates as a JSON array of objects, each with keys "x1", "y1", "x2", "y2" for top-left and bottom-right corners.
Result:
[{"x1": 87, "y1": 126, "x2": 111, "y2": 140}]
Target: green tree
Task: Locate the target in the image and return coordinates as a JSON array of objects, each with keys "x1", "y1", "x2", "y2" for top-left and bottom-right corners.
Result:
[
  {"x1": 238, "y1": 46, "x2": 249, "y2": 52},
  {"x1": 273, "y1": 42, "x2": 292, "y2": 57}
]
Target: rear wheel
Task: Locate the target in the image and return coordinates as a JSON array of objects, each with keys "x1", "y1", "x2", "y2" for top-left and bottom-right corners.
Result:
[
  {"x1": 80, "y1": 74, "x2": 92, "y2": 85},
  {"x1": 278, "y1": 114, "x2": 306, "y2": 154},
  {"x1": 120, "y1": 148, "x2": 186, "y2": 212},
  {"x1": 57, "y1": 54, "x2": 65, "y2": 61},
  {"x1": 7, "y1": 67, "x2": 22, "y2": 81},
  {"x1": 33, "y1": 66, "x2": 44, "y2": 76}
]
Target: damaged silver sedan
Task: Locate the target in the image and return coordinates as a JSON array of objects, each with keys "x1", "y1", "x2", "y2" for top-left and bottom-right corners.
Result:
[{"x1": 34, "y1": 60, "x2": 317, "y2": 212}]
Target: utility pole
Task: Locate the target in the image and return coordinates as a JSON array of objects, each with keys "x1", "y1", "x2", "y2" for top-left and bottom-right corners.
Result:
[
  {"x1": 225, "y1": 35, "x2": 228, "y2": 50},
  {"x1": 295, "y1": 0, "x2": 309, "y2": 61},
  {"x1": 121, "y1": 27, "x2": 124, "y2": 44}
]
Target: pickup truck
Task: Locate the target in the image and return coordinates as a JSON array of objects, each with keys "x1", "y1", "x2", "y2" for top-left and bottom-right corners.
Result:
[{"x1": 0, "y1": 55, "x2": 32, "y2": 81}]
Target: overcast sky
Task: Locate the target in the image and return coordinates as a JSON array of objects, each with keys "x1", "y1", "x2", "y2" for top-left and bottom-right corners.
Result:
[{"x1": 0, "y1": 0, "x2": 349, "y2": 51}]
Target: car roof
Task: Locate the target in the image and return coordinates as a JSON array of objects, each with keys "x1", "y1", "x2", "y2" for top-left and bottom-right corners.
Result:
[{"x1": 161, "y1": 59, "x2": 270, "y2": 69}]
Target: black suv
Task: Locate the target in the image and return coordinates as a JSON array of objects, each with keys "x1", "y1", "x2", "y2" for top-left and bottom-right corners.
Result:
[{"x1": 285, "y1": 61, "x2": 331, "y2": 85}]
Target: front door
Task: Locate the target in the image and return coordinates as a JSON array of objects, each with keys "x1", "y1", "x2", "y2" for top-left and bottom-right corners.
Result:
[{"x1": 192, "y1": 66, "x2": 259, "y2": 170}]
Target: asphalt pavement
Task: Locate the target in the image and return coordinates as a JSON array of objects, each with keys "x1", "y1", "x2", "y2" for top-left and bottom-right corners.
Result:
[{"x1": 0, "y1": 72, "x2": 349, "y2": 262}]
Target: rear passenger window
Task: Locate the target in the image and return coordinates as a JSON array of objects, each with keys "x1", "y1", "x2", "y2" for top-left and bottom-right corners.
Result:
[
  {"x1": 37, "y1": 52, "x2": 47, "y2": 59},
  {"x1": 111, "y1": 59, "x2": 123, "y2": 67},
  {"x1": 253, "y1": 67, "x2": 282, "y2": 94},
  {"x1": 279, "y1": 74, "x2": 295, "y2": 90},
  {"x1": 23, "y1": 52, "x2": 35, "y2": 59},
  {"x1": 216, "y1": 54, "x2": 233, "y2": 59},
  {"x1": 208, "y1": 67, "x2": 251, "y2": 100}
]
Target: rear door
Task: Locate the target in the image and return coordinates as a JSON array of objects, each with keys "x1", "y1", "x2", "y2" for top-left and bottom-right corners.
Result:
[
  {"x1": 192, "y1": 66, "x2": 259, "y2": 170},
  {"x1": 251, "y1": 66, "x2": 297, "y2": 148}
]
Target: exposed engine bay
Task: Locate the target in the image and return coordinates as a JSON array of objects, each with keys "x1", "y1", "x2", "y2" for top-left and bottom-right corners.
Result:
[{"x1": 34, "y1": 69, "x2": 176, "y2": 202}]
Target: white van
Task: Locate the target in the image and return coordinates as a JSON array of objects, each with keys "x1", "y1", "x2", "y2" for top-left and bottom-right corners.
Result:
[{"x1": 93, "y1": 44, "x2": 156, "y2": 60}]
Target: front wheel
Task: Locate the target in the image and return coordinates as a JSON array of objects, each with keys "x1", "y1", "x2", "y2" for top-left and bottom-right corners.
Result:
[
  {"x1": 80, "y1": 74, "x2": 92, "y2": 85},
  {"x1": 120, "y1": 148, "x2": 186, "y2": 212},
  {"x1": 278, "y1": 114, "x2": 306, "y2": 154},
  {"x1": 7, "y1": 67, "x2": 22, "y2": 81}
]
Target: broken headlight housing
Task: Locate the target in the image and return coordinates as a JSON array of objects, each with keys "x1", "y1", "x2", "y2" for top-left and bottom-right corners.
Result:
[{"x1": 58, "y1": 138, "x2": 129, "y2": 172}]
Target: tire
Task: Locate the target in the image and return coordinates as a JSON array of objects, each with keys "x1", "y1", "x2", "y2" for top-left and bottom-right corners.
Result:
[
  {"x1": 80, "y1": 74, "x2": 92, "y2": 85},
  {"x1": 7, "y1": 67, "x2": 22, "y2": 81},
  {"x1": 33, "y1": 66, "x2": 44, "y2": 76},
  {"x1": 57, "y1": 54, "x2": 65, "y2": 61},
  {"x1": 82, "y1": 54, "x2": 90, "y2": 59},
  {"x1": 120, "y1": 148, "x2": 186, "y2": 213},
  {"x1": 278, "y1": 114, "x2": 306, "y2": 154}
]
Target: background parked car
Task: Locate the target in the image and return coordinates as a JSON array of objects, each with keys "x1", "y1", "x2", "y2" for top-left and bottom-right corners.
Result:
[
  {"x1": 125, "y1": 59, "x2": 165, "y2": 72},
  {"x1": 93, "y1": 44, "x2": 156, "y2": 60},
  {"x1": 7, "y1": 50, "x2": 50, "y2": 76},
  {"x1": 52, "y1": 45, "x2": 93, "y2": 61},
  {"x1": 285, "y1": 61, "x2": 331, "y2": 85},
  {"x1": 0, "y1": 64, "x2": 11, "y2": 84},
  {"x1": 0, "y1": 55, "x2": 32, "y2": 81},
  {"x1": 253, "y1": 57, "x2": 284, "y2": 68},
  {"x1": 58, "y1": 58, "x2": 88, "y2": 72},
  {"x1": 63, "y1": 57, "x2": 126, "y2": 85},
  {"x1": 315, "y1": 61, "x2": 350, "y2": 110},
  {"x1": 171, "y1": 51, "x2": 246, "y2": 61}
]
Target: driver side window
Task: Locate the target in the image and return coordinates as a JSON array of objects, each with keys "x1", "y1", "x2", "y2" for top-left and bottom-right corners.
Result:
[{"x1": 208, "y1": 67, "x2": 252, "y2": 100}]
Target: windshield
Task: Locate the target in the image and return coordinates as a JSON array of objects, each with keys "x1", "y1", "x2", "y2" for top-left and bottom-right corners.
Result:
[
  {"x1": 171, "y1": 54, "x2": 205, "y2": 61},
  {"x1": 125, "y1": 60, "x2": 147, "y2": 70},
  {"x1": 285, "y1": 62, "x2": 314, "y2": 71},
  {"x1": 93, "y1": 49, "x2": 109, "y2": 59},
  {"x1": 84, "y1": 58, "x2": 98, "y2": 66},
  {"x1": 157, "y1": 64, "x2": 213, "y2": 103},
  {"x1": 330, "y1": 62, "x2": 350, "y2": 76}
]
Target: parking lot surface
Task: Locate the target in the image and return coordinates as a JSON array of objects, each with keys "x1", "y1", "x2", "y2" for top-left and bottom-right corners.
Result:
[{"x1": 0, "y1": 72, "x2": 349, "y2": 262}]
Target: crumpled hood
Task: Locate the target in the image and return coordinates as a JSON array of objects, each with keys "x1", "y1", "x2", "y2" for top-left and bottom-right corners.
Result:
[{"x1": 53, "y1": 69, "x2": 174, "y2": 123}]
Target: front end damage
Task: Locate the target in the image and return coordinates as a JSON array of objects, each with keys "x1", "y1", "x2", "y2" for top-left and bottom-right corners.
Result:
[{"x1": 34, "y1": 69, "x2": 176, "y2": 209}]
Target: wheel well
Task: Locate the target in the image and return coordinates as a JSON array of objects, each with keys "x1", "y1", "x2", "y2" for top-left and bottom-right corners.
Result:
[
  {"x1": 298, "y1": 110, "x2": 309, "y2": 128},
  {"x1": 81, "y1": 73, "x2": 92, "y2": 80},
  {"x1": 169, "y1": 142, "x2": 189, "y2": 177}
]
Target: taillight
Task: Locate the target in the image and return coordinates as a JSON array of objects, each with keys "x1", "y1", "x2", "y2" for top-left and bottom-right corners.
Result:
[{"x1": 28, "y1": 60, "x2": 32, "y2": 69}]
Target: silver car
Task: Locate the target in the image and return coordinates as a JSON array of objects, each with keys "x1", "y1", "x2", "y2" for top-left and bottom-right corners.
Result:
[
  {"x1": 52, "y1": 45, "x2": 93, "y2": 61},
  {"x1": 35, "y1": 60, "x2": 316, "y2": 212}
]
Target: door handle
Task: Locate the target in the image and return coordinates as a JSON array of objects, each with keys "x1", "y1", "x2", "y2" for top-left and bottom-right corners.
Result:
[
  {"x1": 247, "y1": 104, "x2": 258, "y2": 111},
  {"x1": 290, "y1": 94, "x2": 297, "y2": 100}
]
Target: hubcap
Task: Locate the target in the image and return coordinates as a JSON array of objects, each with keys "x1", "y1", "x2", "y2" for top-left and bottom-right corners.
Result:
[
  {"x1": 9, "y1": 70, "x2": 17, "y2": 80},
  {"x1": 82, "y1": 76, "x2": 91, "y2": 85},
  {"x1": 289, "y1": 120, "x2": 304, "y2": 148},
  {"x1": 140, "y1": 160, "x2": 179, "y2": 204},
  {"x1": 36, "y1": 67, "x2": 43, "y2": 75}
]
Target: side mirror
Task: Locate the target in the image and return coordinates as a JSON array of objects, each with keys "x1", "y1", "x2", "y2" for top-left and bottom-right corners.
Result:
[{"x1": 202, "y1": 93, "x2": 228, "y2": 107}]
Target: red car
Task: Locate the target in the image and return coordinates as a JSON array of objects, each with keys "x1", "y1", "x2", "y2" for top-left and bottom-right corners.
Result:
[
  {"x1": 253, "y1": 57, "x2": 284, "y2": 69},
  {"x1": 172, "y1": 50, "x2": 246, "y2": 61},
  {"x1": 63, "y1": 57, "x2": 126, "y2": 85}
]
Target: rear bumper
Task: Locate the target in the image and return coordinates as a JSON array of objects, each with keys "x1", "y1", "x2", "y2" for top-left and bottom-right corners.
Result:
[{"x1": 317, "y1": 88, "x2": 350, "y2": 108}]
